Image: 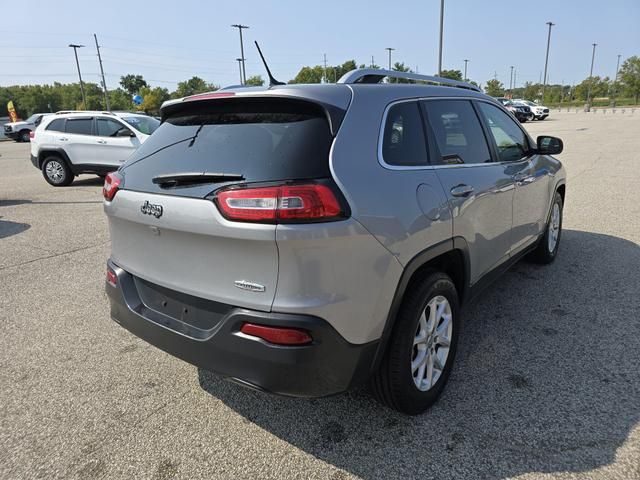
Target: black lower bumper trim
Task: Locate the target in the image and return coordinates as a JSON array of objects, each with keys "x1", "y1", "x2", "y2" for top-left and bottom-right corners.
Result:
[{"x1": 106, "y1": 260, "x2": 377, "y2": 397}]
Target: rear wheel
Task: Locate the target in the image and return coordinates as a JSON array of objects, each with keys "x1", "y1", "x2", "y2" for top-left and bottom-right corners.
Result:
[
  {"x1": 42, "y1": 156, "x2": 73, "y2": 186},
  {"x1": 529, "y1": 192, "x2": 563, "y2": 264},
  {"x1": 372, "y1": 270, "x2": 460, "y2": 415}
]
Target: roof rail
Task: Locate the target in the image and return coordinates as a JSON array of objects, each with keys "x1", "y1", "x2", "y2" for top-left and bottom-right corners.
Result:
[
  {"x1": 337, "y1": 68, "x2": 481, "y2": 92},
  {"x1": 54, "y1": 110, "x2": 115, "y2": 115}
]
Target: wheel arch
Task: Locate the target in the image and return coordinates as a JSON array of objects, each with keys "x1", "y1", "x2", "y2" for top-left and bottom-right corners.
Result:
[
  {"x1": 38, "y1": 148, "x2": 72, "y2": 170},
  {"x1": 370, "y1": 238, "x2": 470, "y2": 372}
]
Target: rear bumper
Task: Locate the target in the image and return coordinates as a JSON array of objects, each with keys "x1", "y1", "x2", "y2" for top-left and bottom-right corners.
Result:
[
  {"x1": 30, "y1": 154, "x2": 39, "y2": 168},
  {"x1": 106, "y1": 260, "x2": 378, "y2": 397}
]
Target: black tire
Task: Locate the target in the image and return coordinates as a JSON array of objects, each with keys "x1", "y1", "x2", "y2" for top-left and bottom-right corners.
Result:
[
  {"x1": 371, "y1": 270, "x2": 460, "y2": 415},
  {"x1": 540, "y1": 115, "x2": 548, "y2": 120},
  {"x1": 20, "y1": 130, "x2": 31, "y2": 142},
  {"x1": 529, "y1": 192, "x2": 563, "y2": 264},
  {"x1": 41, "y1": 155, "x2": 73, "y2": 187}
]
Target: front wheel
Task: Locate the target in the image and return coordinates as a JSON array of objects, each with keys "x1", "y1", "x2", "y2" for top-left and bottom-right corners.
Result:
[
  {"x1": 372, "y1": 271, "x2": 460, "y2": 415},
  {"x1": 529, "y1": 192, "x2": 563, "y2": 264}
]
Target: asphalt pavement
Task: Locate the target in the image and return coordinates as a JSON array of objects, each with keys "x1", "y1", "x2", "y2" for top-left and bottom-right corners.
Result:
[{"x1": 1, "y1": 111, "x2": 639, "y2": 480}]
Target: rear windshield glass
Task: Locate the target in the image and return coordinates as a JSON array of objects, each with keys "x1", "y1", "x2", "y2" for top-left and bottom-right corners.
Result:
[{"x1": 122, "y1": 99, "x2": 334, "y2": 197}]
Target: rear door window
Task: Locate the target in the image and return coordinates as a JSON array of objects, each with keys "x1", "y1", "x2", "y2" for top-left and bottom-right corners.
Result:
[
  {"x1": 381, "y1": 101, "x2": 429, "y2": 167},
  {"x1": 422, "y1": 100, "x2": 491, "y2": 165},
  {"x1": 122, "y1": 99, "x2": 336, "y2": 197},
  {"x1": 65, "y1": 118, "x2": 93, "y2": 135}
]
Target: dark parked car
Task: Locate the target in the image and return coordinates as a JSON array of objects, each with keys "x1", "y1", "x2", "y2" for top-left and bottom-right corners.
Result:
[{"x1": 496, "y1": 98, "x2": 533, "y2": 123}]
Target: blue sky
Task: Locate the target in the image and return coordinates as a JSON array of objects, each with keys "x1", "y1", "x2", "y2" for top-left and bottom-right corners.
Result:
[{"x1": 1, "y1": 0, "x2": 638, "y2": 90}]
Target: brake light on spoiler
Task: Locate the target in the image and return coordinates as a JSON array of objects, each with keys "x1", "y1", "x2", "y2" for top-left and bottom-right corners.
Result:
[
  {"x1": 183, "y1": 92, "x2": 236, "y2": 102},
  {"x1": 215, "y1": 183, "x2": 344, "y2": 223}
]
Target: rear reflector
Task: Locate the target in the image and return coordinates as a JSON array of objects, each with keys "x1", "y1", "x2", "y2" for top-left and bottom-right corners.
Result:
[
  {"x1": 29, "y1": 130, "x2": 35, "y2": 139},
  {"x1": 106, "y1": 267, "x2": 117, "y2": 287},
  {"x1": 216, "y1": 183, "x2": 343, "y2": 223},
  {"x1": 240, "y1": 323, "x2": 312, "y2": 346},
  {"x1": 103, "y1": 172, "x2": 122, "y2": 201}
]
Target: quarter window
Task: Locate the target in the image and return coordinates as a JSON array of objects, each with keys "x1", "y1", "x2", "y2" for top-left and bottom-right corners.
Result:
[
  {"x1": 65, "y1": 118, "x2": 93, "y2": 135},
  {"x1": 477, "y1": 102, "x2": 531, "y2": 162},
  {"x1": 423, "y1": 100, "x2": 491, "y2": 164},
  {"x1": 381, "y1": 102, "x2": 429, "y2": 167}
]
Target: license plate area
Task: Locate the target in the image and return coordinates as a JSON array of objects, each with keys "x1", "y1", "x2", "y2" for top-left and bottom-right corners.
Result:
[{"x1": 133, "y1": 276, "x2": 231, "y2": 333}]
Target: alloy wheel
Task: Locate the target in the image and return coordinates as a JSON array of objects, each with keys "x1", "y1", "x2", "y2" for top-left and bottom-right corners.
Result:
[
  {"x1": 411, "y1": 295, "x2": 453, "y2": 392},
  {"x1": 548, "y1": 202, "x2": 561, "y2": 252}
]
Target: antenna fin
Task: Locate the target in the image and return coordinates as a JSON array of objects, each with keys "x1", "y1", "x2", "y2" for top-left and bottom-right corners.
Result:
[{"x1": 254, "y1": 41, "x2": 286, "y2": 86}]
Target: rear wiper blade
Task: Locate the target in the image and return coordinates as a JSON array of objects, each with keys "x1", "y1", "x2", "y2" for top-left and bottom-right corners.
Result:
[{"x1": 152, "y1": 172, "x2": 245, "y2": 187}]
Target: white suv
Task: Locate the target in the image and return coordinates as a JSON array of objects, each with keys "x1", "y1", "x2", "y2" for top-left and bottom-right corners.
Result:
[
  {"x1": 513, "y1": 99, "x2": 550, "y2": 121},
  {"x1": 30, "y1": 111, "x2": 160, "y2": 186}
]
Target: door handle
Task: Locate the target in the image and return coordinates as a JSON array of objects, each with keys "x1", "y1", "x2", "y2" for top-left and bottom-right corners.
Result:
[
  {"x1": 513, "y1": 173, "x2": 534, "y2": 184},
  {"x1": 58, "y1": 137, "x2": 69, "y2": 141},
  {"x1": 96, "y1": 139, "x2": 107, "y2": 144},
  {"x1": 450, "y1": 184, "x2": 474, "y2": 197}
]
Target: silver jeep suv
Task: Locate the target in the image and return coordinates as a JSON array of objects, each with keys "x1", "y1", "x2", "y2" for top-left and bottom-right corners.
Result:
[{"x1": 104, "y1": 69, "x2": 565, "y2": 414}]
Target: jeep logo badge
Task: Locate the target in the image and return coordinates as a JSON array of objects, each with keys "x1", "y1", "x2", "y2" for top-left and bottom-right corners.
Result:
[{"x1": 141, "y1": 200, "x2": 163, "y2": 219}]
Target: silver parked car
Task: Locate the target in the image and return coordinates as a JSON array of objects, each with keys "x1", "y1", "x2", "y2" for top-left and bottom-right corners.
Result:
[{"x1": 103, "y1": 69, "x2": 565, "y2": 414}]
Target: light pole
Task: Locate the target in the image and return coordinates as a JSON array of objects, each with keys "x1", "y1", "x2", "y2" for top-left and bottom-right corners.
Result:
[
  {"x1": 93, "y1": 34, "x2": 110, "y2": 110},
  {"x1": 438, "y1": 0, "x2": 444, "y2": 75},
  {"x1": 510, "y1": 65, "x2": 514, "y2": 92},
  {"x1": 385, "y1": 47, "x2": 395, "y2": 71},
  {"x1": 231, "y1": 24, "x2": 249, "y2": 84},
  {"x1": 463, "y1": 59, "x2": 469, "y2": 82},
  {"x1": 68, "y1": 44, "x2": 86, "y2": 109},
  {"x1": 541, "y1": 21, "x2": 555, "y2": 101},
  {"x1": 586, "y1": 43, "x2": 597, "y2": 108},
  {"x1": 613, "y1": 54, "x2": 622, "y2": 102},
  {"x1": 236, "y1": 58, "x2": 243, "y2": 85}
]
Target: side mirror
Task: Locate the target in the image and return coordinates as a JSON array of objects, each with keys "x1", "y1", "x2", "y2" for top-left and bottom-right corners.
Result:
[
  {"x1": 536, "y1": 135, "x2": 563, "y2": 155},
  {"x1": 117, "y1": 129, "x2": 135, "y2": 137}
]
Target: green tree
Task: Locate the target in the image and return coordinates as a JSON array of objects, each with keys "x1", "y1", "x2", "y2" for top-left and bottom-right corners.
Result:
[
  {"x1": 359, "y1": 63, "x2": 380, "y2": 69},
  {"x1": 573, "y1": 76, "x2": 610, "y2": 101},
  {"x1": 485, "y1": 79, "x2": 505, "y2": 97},
  {"x1": 174, "y1": 76, "x2": 217, "y2": 98},
  {"x1": 138, "y1": 86, "x2": 170, "y2": 115},
  {"x1": 391, "y1": 62, "x2": 412, "y2": 83},
  {"x1": 439, "y1": 69, "x2": 463, "y2": 81},
  {"x1": 333, "y1": 60, "x2": 357, "y2": 81},
  {"x1": 289, "y1": 66, "x2": 324, "y2": 84},
  {"x1": 245, "y1": 75, "x2": 265, "y2": 86},
  {"x1": 108, "y1": 88, "x2": 134, "y2": 110},
  {"x1": 619, "y1": 56, "x2": 640, "y2": 103},
  {"x1": 119, "y1": 74, "x2": 148, "y2": 95}
]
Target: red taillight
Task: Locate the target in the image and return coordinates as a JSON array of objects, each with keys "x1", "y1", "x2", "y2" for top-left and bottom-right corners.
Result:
[
  {"x1": 216, "y1": 184, "x2": 343, "y2": 223},
  {"x1": 106, "y1": 267, "x2": 117, "y2": 287},
  {"x1": 240, "y1": 323, "x2": 312, "y2": 346},
  {"x1": 29, "y1": 130, "x2": 35, "y2": 139},
  {"x1": 103, "y1": 172, "x2": 122, "y2": 201}
]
